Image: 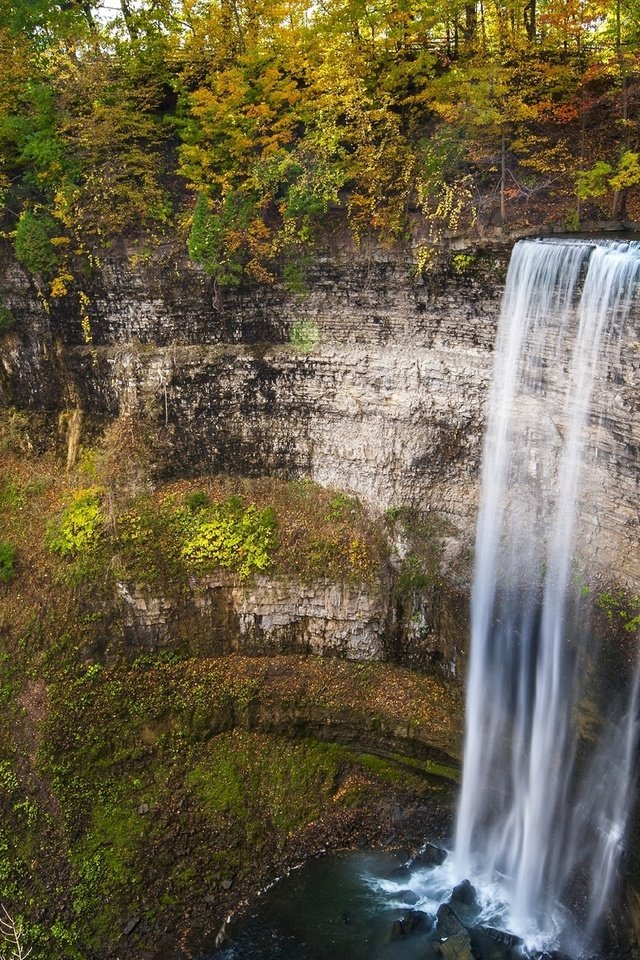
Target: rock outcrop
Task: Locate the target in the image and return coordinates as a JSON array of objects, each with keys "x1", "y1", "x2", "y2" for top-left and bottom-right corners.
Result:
[{"x1": 115, "y1": 574, "x2": 387, "y2": 660}]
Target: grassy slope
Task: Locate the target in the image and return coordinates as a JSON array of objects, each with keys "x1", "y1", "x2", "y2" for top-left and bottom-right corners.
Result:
[{"x1": 0, "y1": 437, "x2": 462, "y2": 959}]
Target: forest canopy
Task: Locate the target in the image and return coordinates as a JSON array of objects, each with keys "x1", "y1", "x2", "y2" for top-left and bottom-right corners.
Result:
[{"x1": 1, "y1": 0, "x2": 639, "y2": 288}]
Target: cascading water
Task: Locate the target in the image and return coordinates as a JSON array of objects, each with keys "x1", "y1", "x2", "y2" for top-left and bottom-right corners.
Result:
[
  {"x1": 452, "y1": 238, "x2": 640, "y2": 952},
  {"x1": 213, "y1": 238, "x2": 640, "y2": 960}
]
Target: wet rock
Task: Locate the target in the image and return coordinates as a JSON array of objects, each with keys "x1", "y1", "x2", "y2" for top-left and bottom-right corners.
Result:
[
  {"x1": 390, "y1": 909, "x2": 431, "y2": 940},
  {"x1": 448, "y1": 879, "x2": 479, "y2": 923},
  {"x1": 449, "y1": 880, "x2": 480, "y2": 925},
  {"x1": 469, "y1": 926, "x2": 517, "y2": 960},
  {"x1": 387, "y1": 842, "x2": 445, "y2": 883},
  {"x1": 450, "y1": 880, "x2": 477, "y2": 907},
  {"x1": 214, "y1": 923, "x2": 233, "y2": 949},
  {"x1": 403, "y1": 909, "x2": 431, "y2": 934},
  {"x1": 483, "y1": 926, "x2": 522, "y2": 948},
  {"x1": 439, "y1": 930, "x2": 475, "y2": 960},
  {"x1": 422, "y1": 944, "x2": 443, "y2": 960},
  {"x1": 411, "y1": 842, "x2": 448, "y2": 868},
  {"x1": 435, "y1": 903, "x2": 467, "y2": 939},
  {"x1": 396, "y1": 888, "x2": 420, "y2": 905},
  {"x1": 387, "y1": 863, "x2": 412, "y2": 883}
]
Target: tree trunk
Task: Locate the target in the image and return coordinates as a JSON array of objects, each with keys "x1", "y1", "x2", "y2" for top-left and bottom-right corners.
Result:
[
  {"x1": 616, "y1": 0, "x2": 629, "y2": 148},
  {"x1": 524, "y1": 0, "x2": 536, "y2": 42},
  {"x1": 479, "y1": 0, "x2": 487, "y2": 50},
  {"x1": 500, "y1": 130, "x2": 507, "y2": 224},
  {"x1": 611, "y1": 187, "x2": 627, "y2": 220},
  {"x1": 120, "y1": 0, "x2": 139, "y2": 37},
  {"x1": 464, "y1": 2, "x2": 477, "y2": 45},
  {"x1": 577, "y1": 76, "x2": 586, "y2": 225}
]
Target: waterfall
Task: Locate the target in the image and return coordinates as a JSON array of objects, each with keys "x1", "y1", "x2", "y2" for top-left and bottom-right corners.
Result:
[{"x1": 453, "y1": 238, "x2": 640, "y2": 949}]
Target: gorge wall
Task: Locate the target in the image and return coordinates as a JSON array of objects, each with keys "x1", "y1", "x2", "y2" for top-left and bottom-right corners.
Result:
[
  {"x1": 0, "y1": 243, "x2": 500, "y2": 519},
  {"x1": 1, "y1": 237, "x2": 640, "y2": 959},
  {"x1": 1, "y1": 237, "x2": 639, "y2": 600}
]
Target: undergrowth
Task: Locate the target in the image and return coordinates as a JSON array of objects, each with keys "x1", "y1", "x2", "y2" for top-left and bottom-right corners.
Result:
[
  {"x1": 0, "y1": 647, "x2": 459, "y2": 959},
  {"x1": 0, "y1": 421, "x2": 461, "y2": 960},
  {"x1": 41, "y1": 479, "x2": 386, "y2": 589}
]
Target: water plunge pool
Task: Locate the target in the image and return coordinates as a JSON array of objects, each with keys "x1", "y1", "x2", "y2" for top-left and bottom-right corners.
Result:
[{"x1": 209, "y1": 847, "x2": 559, "y2": 960}]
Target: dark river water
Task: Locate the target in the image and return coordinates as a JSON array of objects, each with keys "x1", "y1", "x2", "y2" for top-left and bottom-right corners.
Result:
[{"x1": 209, "y1": 849, "x2": 440, "y2": 960}]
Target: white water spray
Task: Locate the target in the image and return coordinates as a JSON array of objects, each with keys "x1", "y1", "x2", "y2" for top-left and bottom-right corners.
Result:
[{"x1": 453, "y1": 238, "x2": 640, "y2": 950}]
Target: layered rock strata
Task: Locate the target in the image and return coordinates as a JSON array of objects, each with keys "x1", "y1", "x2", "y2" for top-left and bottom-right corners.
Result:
[{"x1": 1, "y1": 240, "x2": 638, "y2": 588}]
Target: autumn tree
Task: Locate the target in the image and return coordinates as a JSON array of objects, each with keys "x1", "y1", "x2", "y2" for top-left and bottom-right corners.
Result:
[{"x1": 0, "y1": 0, "x2": 639, "y2": 282}]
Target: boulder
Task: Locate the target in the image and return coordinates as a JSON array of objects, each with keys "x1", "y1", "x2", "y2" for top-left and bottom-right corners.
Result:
[
  {"x1": 450, "y1": 880, "x2": 477, "y2": 908},
  {"x1": 448, "y1": 879, "x2": 480, "y2": 922},
  {"x1": 469, "y1": 926, "x2": 517, "y2": 960},
  {"x1": 390, "y1": 909, "x2": 432, "y2": 940},
  {"x1": 483, "y1": 926, "x2": 522, "y2": 948},
  {"x1": 411, "y1": 843, "x2": 448, "y2": 868},
  {"x1": 396, "y1": 888, "x2": 420, "y2": 905},
  {"x1": 403, "y1": 909, "x2": 432, "y2": 935},
  {"x1": 387, "y1": 864, "x2": 412, "y2": 883},
  {"x1": 422, "y1": 945, "x2": 443, "y2": 960},
  {"x1": 439, "y1": 930, "x2": 475, "y2": 960},
  {"x1": 386, "y1": 840, "x2": 446, "y2": 885},
  {"x1": 435, "y1": 903, "x2": 467, "y2": 939}
]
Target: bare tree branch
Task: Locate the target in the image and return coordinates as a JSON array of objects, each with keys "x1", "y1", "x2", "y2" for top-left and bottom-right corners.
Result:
[{"x1": 0, "y1": 905, "x2": 32, "y2": 960}]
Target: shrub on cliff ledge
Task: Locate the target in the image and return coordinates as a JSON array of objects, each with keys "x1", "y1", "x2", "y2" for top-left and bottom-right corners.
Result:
[
  {"x1": 289, "y1": 319, "x2": 320, "y2": 352},
  {"x1": 47, "y1": 488, "x2": 105, "y2": 557},
  {"x1": 177, "y1": 495, "x2": 277, "y2": 578},
  {"x1": 14, "y1": 210, "x2": 61, "y2": 276},
  {"x1": 598, "y1": 588, "x2": 640, "y2": 634},
  {"x1": 187, "y1": 193, "x2": 249, "y2": 287}
]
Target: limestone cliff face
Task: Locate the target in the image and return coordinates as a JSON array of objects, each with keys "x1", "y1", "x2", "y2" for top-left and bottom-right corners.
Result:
[
  {"x1": 98, "y1": 567, "x2": 469, "y2": 677},
  {"x1": 114, "y1": 575, "x2": 388, "y2": 661},
  {"x1": 1, "y1": 238, "x2": 639, "y2": 600},
  {"x1": 0, "y1": 244, "x2": 503, "y2": 523}
]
